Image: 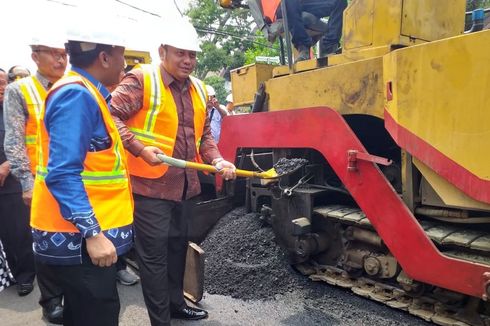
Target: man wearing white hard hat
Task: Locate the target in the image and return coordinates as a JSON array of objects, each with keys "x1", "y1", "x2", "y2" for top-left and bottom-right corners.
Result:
[
  {"x1": 205, "y1": 85, "x2": 227, "y2": 143},
  {"x1": 30, "y1": 17, "x2": 133, "y2": 325},
  {"x1": 225, "y1": 93, "x2": 236, "y2": 115},
  {"x1": 111, "y1": 18, "x2": 237, "y2": 325},
  {"x1": 3, "y1": 31, "x2": 66, "y2": 324}
]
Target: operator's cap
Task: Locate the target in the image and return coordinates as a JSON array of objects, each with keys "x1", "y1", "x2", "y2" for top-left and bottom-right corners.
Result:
[
  {"x1": 161, "y1": 17, "x2": 201, "y2": 52},
  {"x1": 206, "y1": 85, "x2": 216, "y2": 97}
]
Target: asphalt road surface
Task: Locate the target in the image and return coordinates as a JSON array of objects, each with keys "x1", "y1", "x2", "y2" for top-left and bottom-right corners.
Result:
[{"x1": 0, "y1": 278, "x2": 430, "y2": 326}]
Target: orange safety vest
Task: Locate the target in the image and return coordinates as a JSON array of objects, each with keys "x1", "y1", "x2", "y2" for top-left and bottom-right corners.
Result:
[
  {"x1": 125, "y1": 64, "x2": 208, "y2": 178},
  {"x1": 262, "y1": 0, "x2": 281, "y2": 22},
  {"x1": 31, "y1": 71, "x2": 133, "y2": 233},
  {"x1": 18, "y1": 76, "x2": 46, "y2": 174}
]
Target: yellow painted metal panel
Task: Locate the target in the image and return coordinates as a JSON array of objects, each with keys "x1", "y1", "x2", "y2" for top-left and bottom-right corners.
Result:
[
  {"x1": 414, "y1": 158, "x2": 490, "y2": 211},
  {"x1": 267, "y1": 57, "x2": 384, "y2": 117},
  {"x1": 271, "y1": 47, "x2": 392, "y2": 79},
  {"x1": 231, "y1": 63, "x2": 276, "y2": 106},
  {"x1": 384, "y1": 30, "x2": 490, "y2": 180},
  {"x1": 401, "y1": 0, "x2": 466, "y2": 42},
  {"x1": 344, "y1": 0, "x2": 465, "y2": 54},
  {"x1": 331, "y1": 46, "x2": 392, "y2": 65},
  {"x1": 343, "y1": 0, "x2": 375, "y2": 49},
  {"x1": 344, "y1": 0, "x2": 403, "y2": 51}
]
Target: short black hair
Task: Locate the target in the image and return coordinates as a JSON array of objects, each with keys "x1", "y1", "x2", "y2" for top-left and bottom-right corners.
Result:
[{"x1": 65, "y1": 41, "x2": 115, "y2": 68}]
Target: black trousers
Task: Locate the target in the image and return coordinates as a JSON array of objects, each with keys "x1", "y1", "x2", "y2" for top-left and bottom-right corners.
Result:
[
  {"x1": 0, "y1": 192, "x2": 63, "y2": 308},
  {"x1": 37, "y1": 246, "x2": 120, "y2": 326},
  {"x1": 0, "y1": 192, "x2": 35, "y2": 285},
  {"x1": 133, "y1": 194, "x2": 189, "y2": 326},
  {"x1": 35, "y1": 261, "x2": 64, "y2": 308},
  {"x1": 283, "y1": 0, "x2": 347, "y2": 48}
]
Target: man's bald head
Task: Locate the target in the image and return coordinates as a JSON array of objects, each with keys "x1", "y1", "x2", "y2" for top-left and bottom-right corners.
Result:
[{"x1": 8, "y1": 65, "x2": 31, "y2": 83}]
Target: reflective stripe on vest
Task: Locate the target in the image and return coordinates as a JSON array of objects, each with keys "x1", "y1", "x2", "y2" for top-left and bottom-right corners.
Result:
[
  {"x1": 18, "y1": 76, "x2": 46, "y2": 174},
  {"x1": 125, "y1": 64, "x2": 207, "y2": 178},
  {"x1": 30, "y1": 71, "x2": 133, "y2": 233},
  {"x1": 36, "y1": 167, "x2": 128, "y2": 185}
]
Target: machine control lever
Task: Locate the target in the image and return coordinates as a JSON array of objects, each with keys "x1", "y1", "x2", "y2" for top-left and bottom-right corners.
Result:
[
  {"x1": 283, "y1": 174, "x2": 313, "y2": 196},
  {"x1": 347, "y1": 150, "x2": 392, "y2": 172}
]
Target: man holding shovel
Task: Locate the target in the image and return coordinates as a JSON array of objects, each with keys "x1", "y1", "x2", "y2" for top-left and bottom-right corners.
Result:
[{"x1": 110, "y1": 18, "x2": 236, "y2": 326}]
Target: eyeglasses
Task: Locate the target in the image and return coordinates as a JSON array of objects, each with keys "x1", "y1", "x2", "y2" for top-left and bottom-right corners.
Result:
[{"x1": 33, "y1": 49, "x2": 67, "y2": 61}]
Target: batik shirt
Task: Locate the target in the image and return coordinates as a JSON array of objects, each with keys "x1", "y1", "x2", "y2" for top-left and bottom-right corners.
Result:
[{"x1": 3, "y1": 72, "x2": 48, "y2": 192}]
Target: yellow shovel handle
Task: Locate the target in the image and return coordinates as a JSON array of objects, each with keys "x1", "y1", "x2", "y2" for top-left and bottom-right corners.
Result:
[
  {"x1": 186, "y1": 161, "x2": 260, "y2": 178},
  {"x1": 157, "y1": 154, "x2": 264, "y2": 178}
]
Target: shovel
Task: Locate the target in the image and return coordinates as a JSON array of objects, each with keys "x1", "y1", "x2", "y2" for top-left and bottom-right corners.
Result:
[{"x1": 156, "y1": 154, "x2": 307, "y2": 179}]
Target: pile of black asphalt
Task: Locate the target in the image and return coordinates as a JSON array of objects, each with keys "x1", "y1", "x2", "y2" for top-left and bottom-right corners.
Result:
[
  {"x1": 201, "y1": 207, "x2": 431, "y2": 326},
  {"x1": 202, "y1": 207, "x2": 306, "y2": 300},
  {"x1": 273, "y1": 158, "x2": 309, "y2": 176}
]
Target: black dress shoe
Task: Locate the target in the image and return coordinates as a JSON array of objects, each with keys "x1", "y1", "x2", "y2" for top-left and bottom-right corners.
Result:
[
  {"x1": 171, "y1": 306, "x2": 208, "y2": 320},
  {"x1": 16, "y1": 283, "x2": 34, "y2": 296},
  {"x1": 43, "y1": 304, "x2": 63, "y2": 325}
]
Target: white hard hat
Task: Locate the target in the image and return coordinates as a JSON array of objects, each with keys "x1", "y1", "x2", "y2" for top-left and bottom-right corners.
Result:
[
  {"x1": 162, "y1": 18, "x2": 201, "y2": 52},
  {"x1": 206, "y1": 85, "x2": 216, "y2": 96},
  {"x1": 226, "y1": 94, "x2": 233, "y2": 103},
  {"x1": 65, "y1": 9, "x2": 127, "y2": 48},
  {"x1": 30, "y1": 27, "x2": 66, "y2": 50}
]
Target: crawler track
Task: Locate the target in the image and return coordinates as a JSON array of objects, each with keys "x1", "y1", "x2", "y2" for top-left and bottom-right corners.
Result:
[{"x1": 306, "y1": 205, "x2": 490, "y2": 326}]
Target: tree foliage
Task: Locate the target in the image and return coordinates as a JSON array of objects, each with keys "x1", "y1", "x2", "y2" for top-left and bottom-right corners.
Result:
[
  {"x1": 466, "y1": 0, "x2": 490, "y2": 10},
  {"x1": 186, "y1": 0, "x2": 275, "y2": 80},
  {"x1": 186, "y1": 0, "x2": 252, "y2": 80},
  {"x1": 244, "y1": 32, "x2": 281, "y2": 65}
]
